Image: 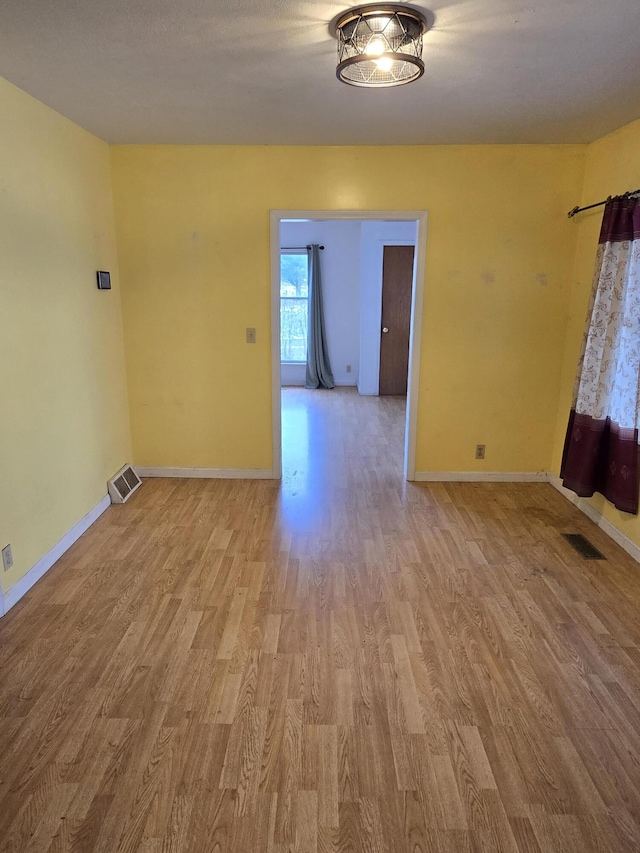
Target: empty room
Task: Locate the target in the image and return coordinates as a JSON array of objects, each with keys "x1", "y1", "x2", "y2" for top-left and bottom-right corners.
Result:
[{"x1": 2, "y1": 1, "x2": 640, "y2": 851}]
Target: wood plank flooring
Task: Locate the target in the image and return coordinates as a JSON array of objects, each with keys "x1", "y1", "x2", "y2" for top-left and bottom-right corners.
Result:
[{"x1": 2, "y1": 386, "x2": 640, "y2": 851}]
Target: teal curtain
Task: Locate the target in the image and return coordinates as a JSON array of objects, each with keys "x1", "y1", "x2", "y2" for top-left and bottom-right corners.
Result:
[{"x1": 305, "y1": 244, "x2": 335, "y2": 390}]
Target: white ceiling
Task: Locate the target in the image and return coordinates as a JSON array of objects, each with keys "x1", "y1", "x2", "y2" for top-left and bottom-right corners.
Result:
[{"x1": 1, "y1": 0, "x2": 640, "y2": 145}]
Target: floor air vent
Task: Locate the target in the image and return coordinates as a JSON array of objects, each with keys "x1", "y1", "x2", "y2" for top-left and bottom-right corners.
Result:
[
  {"x1": 562, "y1": 533, "x2": 606, "y2": 560},
  {"x1": 108, "y1": 464, "x2": 142, "y2": 504}
]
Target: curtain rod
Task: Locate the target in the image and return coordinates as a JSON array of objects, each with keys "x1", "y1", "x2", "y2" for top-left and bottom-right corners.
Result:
[
  {"x1": 281, "y1": 245, "x2": 324, "y2": 251},
  {"x1": 567, "y1": 188, "x2": 640, "y2": 219}
]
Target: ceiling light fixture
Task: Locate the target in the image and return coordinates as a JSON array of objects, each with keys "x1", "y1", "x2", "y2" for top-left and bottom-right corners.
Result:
[{"x1": 334, "y1": 4, "x2": 428, "y2": 88}]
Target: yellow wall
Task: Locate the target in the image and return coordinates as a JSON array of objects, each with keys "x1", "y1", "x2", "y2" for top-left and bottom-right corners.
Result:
[
  {"x1": 2, "y1": 67, "x2": 638, "y2": 603},
  {"x1": 552, "y1": 118, "x2": 640, "y2": 549},
  {"x1": 2, "y1": 69, "x2": 638, "y2": 600},
  {"x1": 0, "y1": 78, "x2": 131, "y2": 594},
  {"x1": 111, "y1": 144, "x2": 585, "y2": 474}
]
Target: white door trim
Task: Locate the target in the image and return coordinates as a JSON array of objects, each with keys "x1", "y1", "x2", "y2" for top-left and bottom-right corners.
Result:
[{"x1": 269, "y1": 210, "x2": 428, "y2": 481}]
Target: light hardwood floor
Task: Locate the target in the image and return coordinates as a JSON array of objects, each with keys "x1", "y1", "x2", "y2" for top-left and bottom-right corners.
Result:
[{"x1": 2, "y1": 387, "x2": 640, "y2": 851}]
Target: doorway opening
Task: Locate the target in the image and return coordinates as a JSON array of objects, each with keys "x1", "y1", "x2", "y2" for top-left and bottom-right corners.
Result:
[{"x1": 270, "y1": 210, "x2": 428, "y2": 481}]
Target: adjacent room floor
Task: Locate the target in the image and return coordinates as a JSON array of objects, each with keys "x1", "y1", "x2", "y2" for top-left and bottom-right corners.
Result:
[{"x1": 1, "y1": 387, "x2": 640, "y2": 851}]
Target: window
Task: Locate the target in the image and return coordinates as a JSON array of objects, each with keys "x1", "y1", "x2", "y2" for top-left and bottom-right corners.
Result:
[{"x1": 280, "y1": 252, "x2": 309, "y2": 362}]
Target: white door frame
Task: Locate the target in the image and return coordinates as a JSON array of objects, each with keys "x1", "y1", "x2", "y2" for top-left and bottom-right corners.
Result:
[{"x1": 270, "y1": 210, "x2": 428, "y2": 481}]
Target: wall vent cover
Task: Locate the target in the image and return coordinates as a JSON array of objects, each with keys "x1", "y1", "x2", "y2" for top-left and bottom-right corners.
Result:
[{"x1": 108, "y1": 464, "x2": 142, "y2": 504}]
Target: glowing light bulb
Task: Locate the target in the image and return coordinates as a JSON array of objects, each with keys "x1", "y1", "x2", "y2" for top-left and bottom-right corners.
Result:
[
  {"x1": 375, "y1": 56, "x2": 394, "y2": 72},
  {"x1": 366, "y1": 38, "x2": 386, "y2": 56}
]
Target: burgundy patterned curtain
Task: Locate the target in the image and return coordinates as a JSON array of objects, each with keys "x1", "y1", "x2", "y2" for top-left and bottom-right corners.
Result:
[{"x1": 560, "y1": 196, "x2": 640, "y2": 514}]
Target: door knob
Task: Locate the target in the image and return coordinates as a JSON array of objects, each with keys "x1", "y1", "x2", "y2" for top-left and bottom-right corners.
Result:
[{"x1": 382, "y1": 327, "x2": 389, "y2": 333}]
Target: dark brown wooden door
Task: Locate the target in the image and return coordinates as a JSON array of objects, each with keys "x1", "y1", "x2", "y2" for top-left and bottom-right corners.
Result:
[{"x1": 379, "y1": 245, "x2": 414, "y2": 396}]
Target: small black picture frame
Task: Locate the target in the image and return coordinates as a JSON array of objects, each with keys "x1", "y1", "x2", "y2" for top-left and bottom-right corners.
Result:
[{"x1": 96, "y1": 270, "x2": 111, "y2": 290}]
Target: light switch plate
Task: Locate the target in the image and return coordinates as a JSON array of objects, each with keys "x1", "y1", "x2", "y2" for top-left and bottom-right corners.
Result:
[{"x1": 246, "y1": 328, "x2": 256, "y2": 344}]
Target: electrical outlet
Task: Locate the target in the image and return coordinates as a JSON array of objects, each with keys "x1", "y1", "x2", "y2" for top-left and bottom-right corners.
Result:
[
  {"x1": 2, "y1": 544, "x2": 13, "y2": 571},
  {"x1": 346, "y1": 364, "x2": 352, "y2": 374},
  {"x1": 475, "y1": 444, "x2": 486, "y2": 460},
  {"x1": 246, "y1": 327, "x2": 256, "y2": 344}
]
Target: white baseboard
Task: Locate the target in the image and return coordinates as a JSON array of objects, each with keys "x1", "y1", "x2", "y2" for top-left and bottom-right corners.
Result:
[
  {"x1": 414, "y1": 471, "x2": 549, "y2": 483},
  {"x1": 548, "y1": 474, "x2": 640, "y2": 564},
  {"x1": 0, "y1": 494, "x2": 111, "y2": 618},
  {"x1": 281, "y1": 382, "x2": 358, "y2": 388},
  {"x1": 135, "y1": 467, "x2": 277, "y2": 479}
]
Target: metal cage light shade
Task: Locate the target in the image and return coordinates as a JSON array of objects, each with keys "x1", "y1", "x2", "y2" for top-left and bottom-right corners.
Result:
[{"x1": 335, "y1": 4, "x2": 427, "y2": 88}]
